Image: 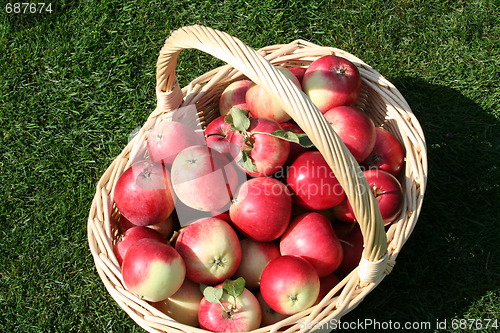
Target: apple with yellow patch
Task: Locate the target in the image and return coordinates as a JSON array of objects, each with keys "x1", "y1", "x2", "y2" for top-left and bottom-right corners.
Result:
[
  {"x1": 219, "y1": 80, "x2": 252, "y2": 116},
  {"x1": 245, "y1": 67, "x2": 301, "y2": 123},
  {"x1": 152, "y1": 278, "x2": 203, "y2": 327},
  {"x1": 122, "y1": 238, "x2": 185, "y2": 302},
  {"x1": 175, "y1": 217, "x2": 242, "y2": 285},
  {"x1": 302, "y1": 55, "x2": 361, "y2": 113}
]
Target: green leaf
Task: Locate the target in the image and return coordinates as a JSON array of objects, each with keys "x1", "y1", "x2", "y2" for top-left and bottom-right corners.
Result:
[
  {"x1": 238, "y1": 150, "x2": 257, "y2": 173},
  {"x1": 202, "y1": 286, "x2": 224, "y2": 304},
  {"x1": 295, "y1": 133, "x2": 314, "y2": 148},
  {"x1": 256, "y1": 130, "x2": 315, "y2": 148},
  {"x1": 225, "y1": 107, "x2": 250, "y2": 133},
  {"x1": 222, "y1": 277, "x2": 246, "y2": 298}
]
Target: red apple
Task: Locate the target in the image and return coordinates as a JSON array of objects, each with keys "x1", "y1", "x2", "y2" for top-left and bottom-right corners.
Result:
[
  {"x1": 334, "y1": 169, "x2": 404, "y2": 225},
  {"x1": 198, "y1": 285, "x2": 261, "y2": 332},
  {"x1": 302, "y1": 55, "x2": 361, "y2": 113},
  {"x1": 175, "y1": 217, "x2": 242, "y2": 285},
  {"x1": 332, "y1": 222, "x2": 364, "y2": 278},
  {"x1": 364, "y1": 169, "x2": 404, "y2": 225},
  {"x1": 288, "y1": 67, "x2": 306, "y2": 85},
  {"x1": 315, "y1": 273, "x2": 340, "y2": 305},
  {"x1": 122, "y1": 238, "x2": 185, "y2": 302},
  {"x1": 210, "y1": 209, "x2": 231, "y2": 223},
  {"x1": 245, "y1": 67, "x2": 301, "y2": 123},
  {"x1": 230, "y1": 117, "x2": 290, "y2": 177},
  {"x1": 113, "y1": 226, "x2": 166, "y2": 266},
  {"x1": 146, "y1": 120, "x2": 204, "y2": 165},
  {"x1": 362, "y1": 127, "x2": 405, "y2": 176},
  {"x1": 260, "y1": 255, "x2": 320, "y2": 315},
  {"x1": 280, "y1": 212, "x2": 344, "y2": 277},
  {"x1": 114, "y1": 160, "x2": 175, "y2": 226},
  {"x1": 256, "y1": 291, "x2": 289, "y2": 327},
  {"x1": 170, "y1": 145, "x2": 244, "y2": 212},
  {"x1": 152, "y1": 278, "x2": 204, "y2": 327},
  {"x1": 230, "y1": 177, "x2": 292, "y2": 242},
  {"x1": 323, "y1": 105, "x2": 377, "y2": 162},
  {"x1": 332, "y1": 197, "x2": 356, "y2": 223},
  {"x1": 279, "y1": 122, "x2": 309, "y2": 164},
  {"x1": 286, "y1": 151, "x2": 345, "y2": 210},
  {"x1": 219, "y1": 79, "x2": 252, "y2": 116},
  {"x1": 204, "y1": 115, "x2": 239, "y2": 156},
  {"x1": 234, "y1": 239, "x2": 281, "y2": 289},
  {"x1": 118, "y1": 214, "x2": 174, "y2": 239}
]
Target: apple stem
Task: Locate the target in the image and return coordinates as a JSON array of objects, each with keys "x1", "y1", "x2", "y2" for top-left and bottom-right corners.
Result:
[
  {"x1": 371, "y1": 185, "x2": 393, "y2": 198},
  {"x1": 339, "y1": 239, "x2": 354, "y2": 248},
  {"x1": 232, "y1": 295, "x2": 239, "y2": 309},
  {"x1": 242, "y1": 134, "x2": 254, "y2": 150},
  {"x1": 218, "y1": 300, "x2": 229, "y2": 313},
  {"x1": 167, "y1": 230, "x2": 179, "y2": 245}
]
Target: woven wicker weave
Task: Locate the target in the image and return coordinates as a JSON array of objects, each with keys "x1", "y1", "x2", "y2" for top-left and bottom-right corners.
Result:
[{"x1": 88, "y1": 25, "x2": 427, "y2": 333}]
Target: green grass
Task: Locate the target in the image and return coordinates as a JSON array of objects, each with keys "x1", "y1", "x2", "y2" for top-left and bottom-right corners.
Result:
[{"x1": 1, "y1": 0, "x2": 498, "y2": 332}]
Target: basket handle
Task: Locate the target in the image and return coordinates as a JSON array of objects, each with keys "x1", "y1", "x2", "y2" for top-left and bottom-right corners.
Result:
[{"x1": 155, "y1": 25, "x2": 388, "y2": 283}]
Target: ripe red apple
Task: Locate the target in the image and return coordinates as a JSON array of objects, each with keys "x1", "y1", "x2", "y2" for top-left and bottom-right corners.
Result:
[
  {"x1": 324, "y1": 105, "x2": 376, "y2": 162},
  {"x1": 198, "y1": 285, "x2": 261, "y2": 332},
  {"x1": 260, "y1": 255, "x2": 320, "y2": 315},
  {"x1": 219, "y1": 79, "x2": 252, "y2": 116},
  {"x1": 334, "y1": 169, "x2": 404, "y2": 226},
  {"x1": 288, "y1": 67, "x2": 306, "y2": 85},
  {"x1": 332, "y1": 197, "x2": 356, "y2": 223},
  {"x1": 286, "y1": 151, "x2": 345, "y2": 210},
  {"x1": 122, "y1": 238, "x2": 185, "y2": 302},
  {"x1": 230, "y1": 117, "x2": 290, "y2": 177},
  {"x1": 256, "y1": 291, "x2": 289, "y2": 327},
  {"x1": 362, "y1": 127, "x2": 405, "y2": 176},
  {"x1": 234, "y1": 239, "x2": 281, "y2": 289},
  {"x1": 171, "y1": 145, "x2": 244, "y2": 212},
  {"x1": 332, "y1": 221, "x2": 364, "y2": 278},
  {"x1": 230, "y1": 177, "x2": 292, "y2": 242},
  {"x1": 279, "y1": 121, "x2": 309, "y2": 164},
  {"x1": 364, "y1": 169, "x2": 404, "y2": 225},
  {"x1": 204, "y1": 115, "x2": 239, "y2": 156},
  {"x1": 146, "y1": 120, "x2": 204, "y2": 165},
  {"x1": 152, "y1": 278, "x2": 203, "y2": 327},
  {"x1": 210, "y1": 209, "x2": 231, "y2": 223},
  {"x1": 315, "y1": 272, "x2": 340, "y2": 305},
  {"x1": 113, "y1": 226, "x2": 166, "y2": 266},
  {"x1": 245, "y1": 67, "x2": 301, "y2": 123},
  {"x1": 114, "y1": 160, "x2": 175, "y2": 226},
  {"x1": 174, "y1": 217, "x2": 242, "y2": 285},
  {"x1": 118, "y1": 214, "x2": 174, "y2": 239},
  {"x1": 280, "y1": 212, "x2": 344, "y2": 277},
  {"x1": 302, "y1": 55, "x2": 361, "y2": 113}
]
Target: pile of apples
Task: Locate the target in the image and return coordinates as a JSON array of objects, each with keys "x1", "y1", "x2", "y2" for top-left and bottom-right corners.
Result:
[{"x1": 111, "y1": 55, "x2": 405, "y2": 332}]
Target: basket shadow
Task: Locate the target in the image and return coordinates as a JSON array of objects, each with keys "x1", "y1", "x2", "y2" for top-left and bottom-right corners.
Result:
[{"x1": 335, "y1": 77, "x2": 499, "y2": 332}]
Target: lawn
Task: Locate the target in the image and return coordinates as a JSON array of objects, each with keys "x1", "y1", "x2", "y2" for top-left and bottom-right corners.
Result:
[{"x1": 1, "y1": 0, "x2": 498, "y2": 332}]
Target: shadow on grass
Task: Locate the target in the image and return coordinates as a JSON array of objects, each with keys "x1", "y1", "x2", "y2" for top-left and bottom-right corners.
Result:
[{"x1": 336, "y1": 77, "x2": 499, "y2": 332}]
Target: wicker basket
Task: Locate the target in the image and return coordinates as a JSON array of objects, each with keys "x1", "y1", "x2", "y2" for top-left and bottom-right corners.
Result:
[{"x1": 88, "y1": 25, "x2": 427, "y2": 333}]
